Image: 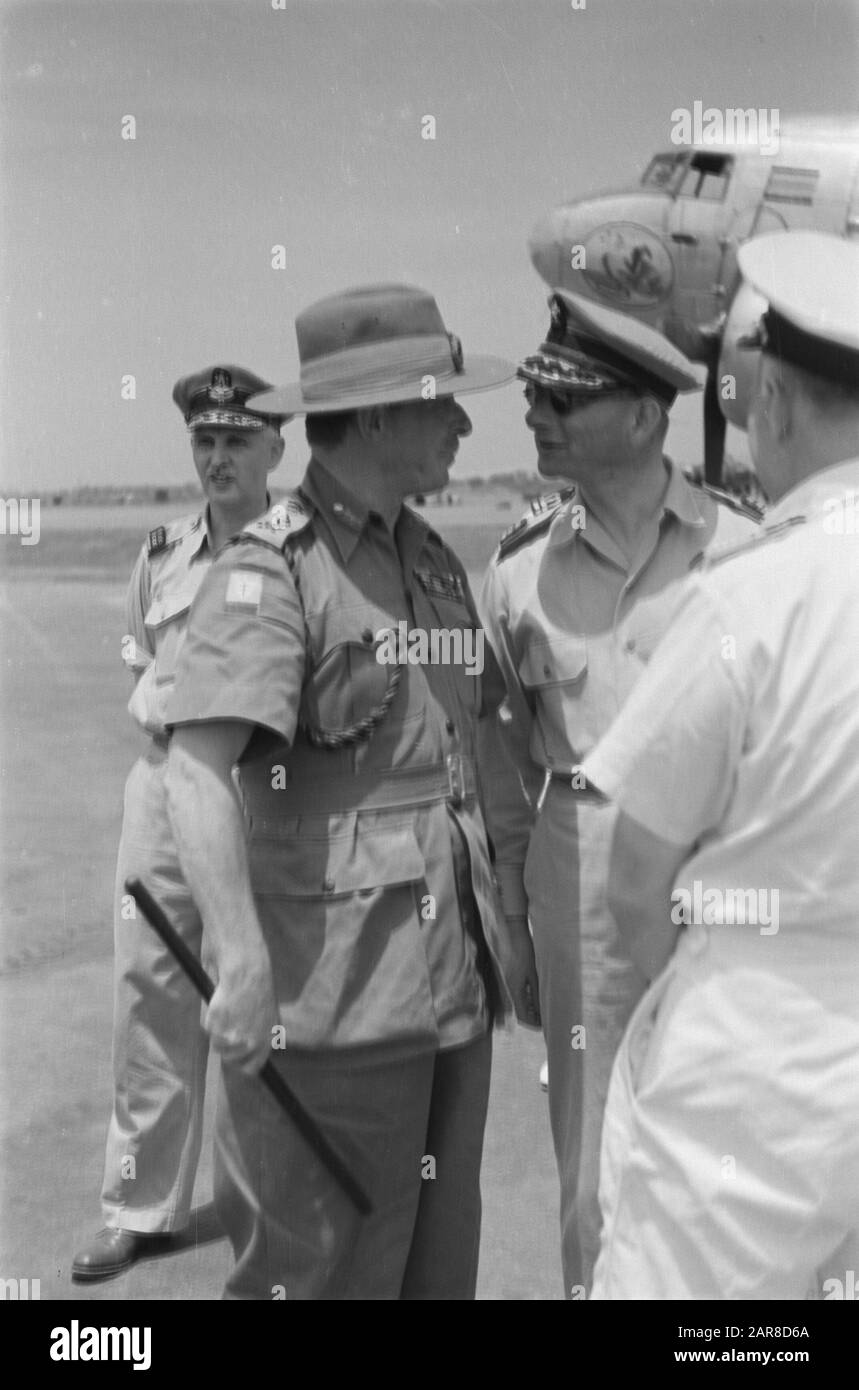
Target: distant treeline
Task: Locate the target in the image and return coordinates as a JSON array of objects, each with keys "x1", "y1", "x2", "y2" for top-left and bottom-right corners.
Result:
[
  {"x1": 40, "y1": 476, "x2": 540, "y2": 507},
  {"x1": 33, "y1": 458, "x2": 763, "y2": 509}
]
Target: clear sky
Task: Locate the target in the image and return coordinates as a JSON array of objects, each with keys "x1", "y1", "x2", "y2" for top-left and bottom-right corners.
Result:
[{"x1": 2, "y1": 0, "x2": 857, "y2": 492}]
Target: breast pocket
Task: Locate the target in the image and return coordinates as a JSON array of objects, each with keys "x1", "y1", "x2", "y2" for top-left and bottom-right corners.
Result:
[
  {"x1": 249, "y1": 822, "x2": 435, "y2": 1046},
  {"x1": 144, "y1": 591, "x2": 196, "y2": 687},
  {"x1": 303, "y1": 605, "x2": 406, "y2": 735},
  {"x1": 518, "y1": 636, "x2": 588, "y2": 692}
]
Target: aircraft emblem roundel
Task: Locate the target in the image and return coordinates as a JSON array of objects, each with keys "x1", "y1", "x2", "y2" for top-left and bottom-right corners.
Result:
[{"x1": 582, "y1": 223, "x2": 674, "y2": 308}]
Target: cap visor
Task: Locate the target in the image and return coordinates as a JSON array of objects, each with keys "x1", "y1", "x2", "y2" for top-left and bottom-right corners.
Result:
[
  {"x1": 248, "y1": 355, "x2": 516, "y2": 415},
  {"x1": 188, "y1": 410, "x2": 265, "y2": 430}
]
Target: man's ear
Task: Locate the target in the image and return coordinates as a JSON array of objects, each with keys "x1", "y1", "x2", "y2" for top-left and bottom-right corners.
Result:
[
  {"x1": 761, "y1": 358, "x2": 793, "y2": 442},
  {"x1": 355, "y1": 405, "x2": 387, "y2": 441},
  {"x1": 267, "y1": 432, "x2": 286, "y2": 472},
  {"x1": 629, "y1": 394, "x2": 666, "y2": 446}
]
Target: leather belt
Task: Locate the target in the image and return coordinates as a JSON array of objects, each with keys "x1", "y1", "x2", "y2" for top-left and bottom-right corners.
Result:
[{"x1": 251, "y1": 753, "x2": 477, "y2": 822}]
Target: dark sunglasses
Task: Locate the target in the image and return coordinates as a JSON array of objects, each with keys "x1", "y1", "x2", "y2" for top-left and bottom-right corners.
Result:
[{"x1": 522, "y1": 380, "x2": 627, "y2": 416}]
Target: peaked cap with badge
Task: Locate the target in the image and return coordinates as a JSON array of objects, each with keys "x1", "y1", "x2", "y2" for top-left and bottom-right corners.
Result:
[
  {"x1": 519, "y1": 289, "x2": 704, "y2": 406},
  {"x1": 172, "y1": 364, "x2": 291, "y2": 432},
  {"x1": 737, "y1": 231, "x2": 859, "y2": 389},
  {"x1": 248, "y1": 283, "x2": 515, "y2": 416}
]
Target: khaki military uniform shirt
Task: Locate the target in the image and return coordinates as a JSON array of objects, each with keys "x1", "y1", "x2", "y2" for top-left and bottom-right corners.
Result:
[
  {"x1": 479, "y1": 460, "x2": 760, "y2": 916},
  {"x1": 124, "y1": 511, "x2": 216, "y2": 741},
  {"x1": 166, "y1": 457, "x2": 512, "y2": 1052}
]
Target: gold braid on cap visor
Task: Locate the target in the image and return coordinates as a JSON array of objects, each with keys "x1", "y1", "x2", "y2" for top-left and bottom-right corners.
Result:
[
  {"x1": 518, "y1": 351, "x2": 626, "y2": 393},
  {"x1": 188, "y1": 410, "x2": 266, "y2": 431}
]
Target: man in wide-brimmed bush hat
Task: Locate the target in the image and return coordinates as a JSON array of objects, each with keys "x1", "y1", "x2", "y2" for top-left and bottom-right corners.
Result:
[{"x1": 162, "y1": 284, "x2": 541, "y2": 1299}]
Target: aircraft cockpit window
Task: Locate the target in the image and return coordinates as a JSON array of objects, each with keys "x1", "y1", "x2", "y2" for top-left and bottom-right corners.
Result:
[
  {"x1": 678, "y1": 152, "x2": 734, "y2": 201},
  {"x1": 641, "y1": 152, "x2": 689, "y2": 191}
]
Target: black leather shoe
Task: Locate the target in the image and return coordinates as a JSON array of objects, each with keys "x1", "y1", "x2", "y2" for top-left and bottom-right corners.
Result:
[{"x1": 71, "y1": 1228, "x2": 172, "y2": 1283}]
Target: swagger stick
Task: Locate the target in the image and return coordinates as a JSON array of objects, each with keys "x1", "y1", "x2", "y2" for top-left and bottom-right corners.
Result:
[{"x1": 125, "y1": 877, "x2": 372, "y2": 1216}]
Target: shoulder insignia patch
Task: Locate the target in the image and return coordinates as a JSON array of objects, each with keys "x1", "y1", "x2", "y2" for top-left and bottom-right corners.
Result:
[
  {"x1": 242, "y1": 494, "x2": 313, "y2": 550},
  {"x1": 496, "y1": 488, "x2": 576, "y2": 561},
  {"x1": 147, "y1": 526, "x2": 167, "y2": 556},
  {"x1": 697, "y1": 482, "x2": 764, "y2": 523},
  {"x1": 701, "y1": 514, "x2": 806, "y2": 570}
]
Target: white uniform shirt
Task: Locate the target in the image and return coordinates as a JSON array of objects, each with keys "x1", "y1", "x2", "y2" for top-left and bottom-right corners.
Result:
[{"x1": 583, "y1": 456, "x2": 859, "y2": 946}]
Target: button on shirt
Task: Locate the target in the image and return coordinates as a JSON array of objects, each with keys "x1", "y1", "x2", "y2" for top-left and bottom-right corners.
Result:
[
  {"x1": 124, "y1": 512, "x2": 216, "y2": 740},
  {"x1": 582, "y1": 457, "x2": 859, "y2": 948},
  {"x1": 479, "y1": 461, "x2": 759, "y2": 915},
  {"x1": 166, "y1": 458, "x2": 511, "y2": 1051}
]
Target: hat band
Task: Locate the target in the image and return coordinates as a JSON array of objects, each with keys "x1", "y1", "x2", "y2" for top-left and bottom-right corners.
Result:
[
  {"x1": 300, "y1": 335, "x2": 461, "y2": 403},
  {"x1": 760, "y1": 308, "x2": 859, "y2": 389}
]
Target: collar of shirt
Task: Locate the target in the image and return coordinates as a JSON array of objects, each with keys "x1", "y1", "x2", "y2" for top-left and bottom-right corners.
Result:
[
  {"x1": 191, "y1": 491, "x2": 275, "y2": 560},
  {"x1": 765, "y1": 455, "x2": 859, "y2": 527},
  {"x1": 300, "y1": 456, "x2": 441, "y2": 568},
  {"x1": 547, "y1": 457, "x2": 706, "y2": 568},
  {"x1": 186, "y1": 510, "x2": 212, "y2": 562},
  {"x1": 300, "y1": 457, "x2": 376, "y2": 563}
]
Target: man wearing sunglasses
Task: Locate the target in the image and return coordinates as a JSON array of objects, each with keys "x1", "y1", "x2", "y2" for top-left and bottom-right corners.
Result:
[{"x1": 478, "y1": 289, "x2": 760, "y2": 1297}]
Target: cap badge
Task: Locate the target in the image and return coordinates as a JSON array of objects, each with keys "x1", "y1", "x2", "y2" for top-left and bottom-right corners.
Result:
[
  {"x1": 208, "y1": 368, "x2": 234, "y2": 404},
  {"x1": 448, "y1": 333, "x2": 464, "y2": 373}
]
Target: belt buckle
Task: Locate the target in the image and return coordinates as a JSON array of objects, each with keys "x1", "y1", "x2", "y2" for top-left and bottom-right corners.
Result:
[{"x1": 446, "y1": 752, "x2": 464, "y2": 807}]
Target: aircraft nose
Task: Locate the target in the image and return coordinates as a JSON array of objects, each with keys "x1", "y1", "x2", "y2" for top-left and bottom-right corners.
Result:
[
  {"x1": 528, "y1": 208, "x2": 569, "y2": 289},
  {"x1": 528, "y1": 193, "x2": 673, "y2": 303},
  {"x1": 528, "y1": 197, "x2": 615, "y2": 290}
]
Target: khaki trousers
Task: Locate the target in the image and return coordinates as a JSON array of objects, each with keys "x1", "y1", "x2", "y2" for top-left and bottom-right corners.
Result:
[
  {"x1": 215, "y1": 1032, "x2": 492, "y2": 1299},
  {"x1": 525, "y1": 784, "x2": 646, "y2": 1297},
  {"x1": 101, "y1": 751, "x2": 209, "y2": 1232}
]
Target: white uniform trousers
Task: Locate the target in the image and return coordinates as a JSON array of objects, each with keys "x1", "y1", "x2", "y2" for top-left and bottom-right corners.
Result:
[{"x1": 591, "y1": 925, "x2": 859, "y2": 1300}]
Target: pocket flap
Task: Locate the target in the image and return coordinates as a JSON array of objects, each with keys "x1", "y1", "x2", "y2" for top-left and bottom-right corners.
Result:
[
  {"x1": 145, "y1": 592, "x2": 195, "y2": 629},
  {"x1": 518, "y1": 637, "x2": 588, "y2": 688},
  {"x1": 250, "y1": 823, "x2": 426, "y2": 898}
]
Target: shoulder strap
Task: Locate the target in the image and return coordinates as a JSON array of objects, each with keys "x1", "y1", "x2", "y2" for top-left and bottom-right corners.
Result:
[
  {"x1": 697, "y1": 482, "x2": 764, "y2": 523},
  {"x1": 241, "y1": 494, "x2": 313, "y2": 552},
  {"x1": 146, "y1": 512, "x2": 202, "y2": 557},
  {"x1": 703, "y1": 514, "x2": 806, "y2": 569},
  {"x1": 496, "y1": 488, "x2": 575, "y2": 561}
]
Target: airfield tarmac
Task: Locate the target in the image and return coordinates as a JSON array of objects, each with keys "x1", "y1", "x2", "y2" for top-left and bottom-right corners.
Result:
[{"x1": 0, "y1": 500, "x2": 563, "y2": 1301}]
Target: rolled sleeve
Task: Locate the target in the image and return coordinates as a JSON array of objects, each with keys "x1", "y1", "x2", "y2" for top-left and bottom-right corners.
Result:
[
  {"x1": 165, "y1": 540, "x2": 306, "y2": 746},
  {"x1": 123, "y1": 545, "x2": 153, "y2": 672},
  {"x1": 582, "y1": 584, "x2": 748, "y2": 846}
]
